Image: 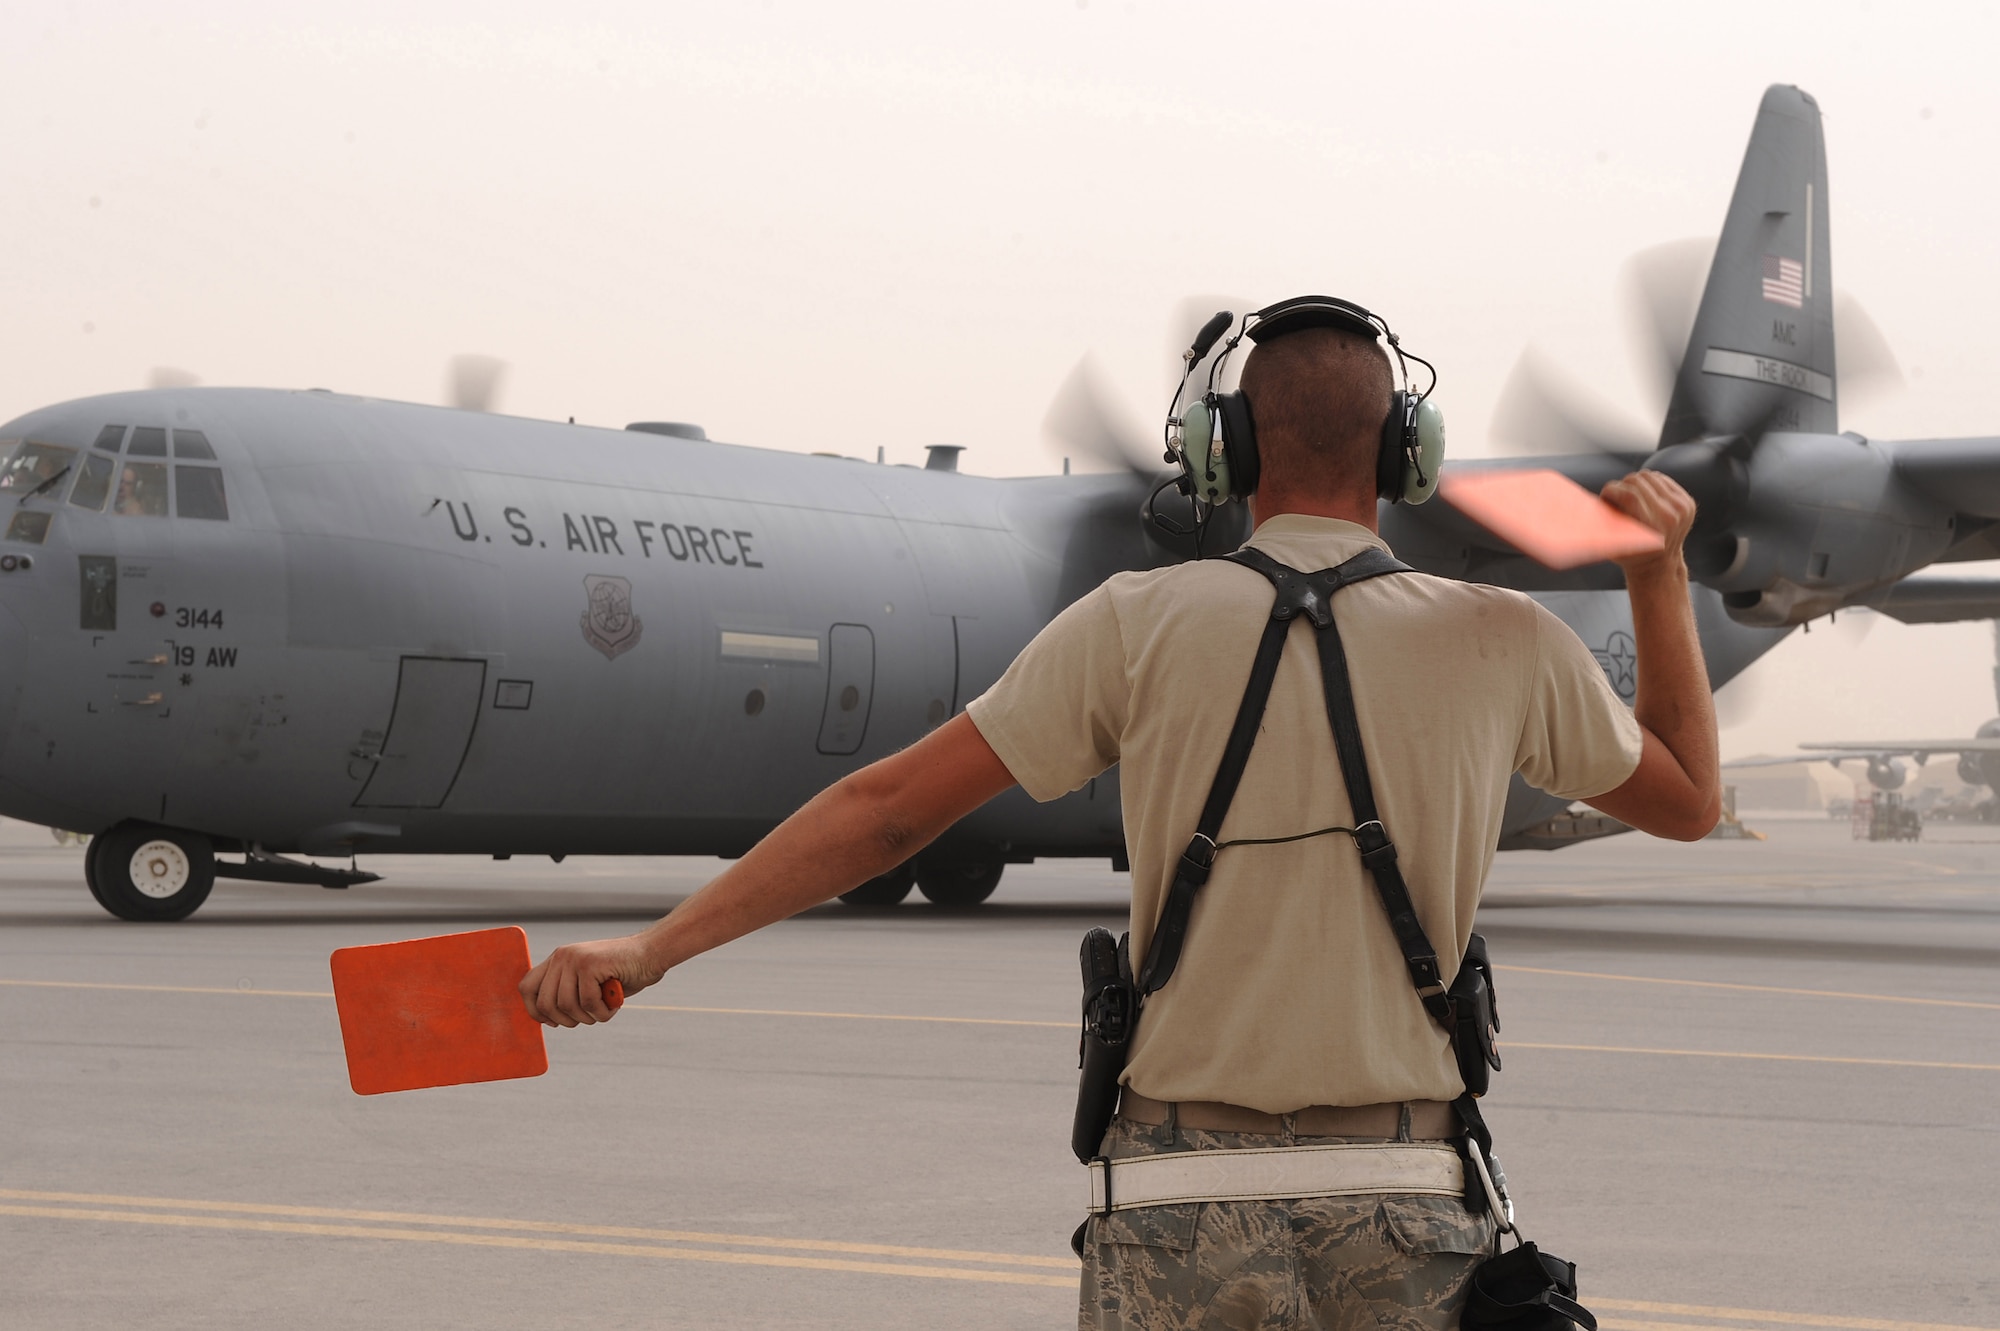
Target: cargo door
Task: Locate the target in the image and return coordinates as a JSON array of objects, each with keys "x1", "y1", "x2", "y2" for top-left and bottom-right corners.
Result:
[
  {"x1": 354, "y1": 656, "x2": 488, "y2": 808},
  {"x1": 815, "y1": 624, "x2": 875, "y2": 756}
]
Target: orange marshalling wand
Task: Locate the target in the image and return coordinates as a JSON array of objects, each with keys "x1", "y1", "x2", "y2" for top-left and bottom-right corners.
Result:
[
  {"x1": 1439, "y1": 469, "x2": 1665, "y2": 571},
  {"x1": 330, "y1": 926, "x2": 623, "y2": 1095}
]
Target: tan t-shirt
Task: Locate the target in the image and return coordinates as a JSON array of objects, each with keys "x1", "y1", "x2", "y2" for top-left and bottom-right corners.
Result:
[{"x1": 966, "y1": 515, "x2": 1642, "y2": 1112}]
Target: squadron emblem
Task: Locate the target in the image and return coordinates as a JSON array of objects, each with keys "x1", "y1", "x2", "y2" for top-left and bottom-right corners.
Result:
[{"x1": 580, "y1": 574, "x2": 642, "y2": 660}]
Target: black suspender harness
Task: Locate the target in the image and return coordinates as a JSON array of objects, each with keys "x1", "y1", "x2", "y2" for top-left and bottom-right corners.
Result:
[
  {"x1": 1071, "y1": 545, "x2": 1604, "y2": 1331},
  {"x1": 1072, "y1": 546, "x2": 1504, "y2": 1170}
]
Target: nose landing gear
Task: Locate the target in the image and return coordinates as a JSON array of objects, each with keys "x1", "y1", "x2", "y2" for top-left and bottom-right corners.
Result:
[{"x1": 85, "y1": 823, "x2": 217, "y2": 921}]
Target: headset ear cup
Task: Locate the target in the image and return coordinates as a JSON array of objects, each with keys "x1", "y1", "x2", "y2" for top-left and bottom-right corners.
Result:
[
  {"x1": 1402, "y1": 396, "x2": 1446, "y2": 505},
  {"x1": 1218, "y1": 391, "x2": 1259, "y2": 499},
  {"x1": 1377, "y1": 391, "x2": 1408, "y2": 501}
]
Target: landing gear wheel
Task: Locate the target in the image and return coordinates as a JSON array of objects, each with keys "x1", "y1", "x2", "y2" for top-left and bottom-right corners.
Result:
[
  {"x1": 915, "y1": 857, "x2": 1003, "y2": 908},
  {"x1": 83, "y1": 832, "x2": 109, "y2": 909},
  {"x1": 840, "y1": 862, "x2": 915, "y2": 907},
  {"x1": 89, "y1": 823, "x2": 216, "y2": 921}
]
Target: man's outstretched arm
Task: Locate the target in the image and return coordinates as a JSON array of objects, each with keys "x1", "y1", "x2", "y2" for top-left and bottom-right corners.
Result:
[
  {"x1": 520, "y1": 713, "x2": 1018, "y2": 1027},
  {"x1": 1584, "y1": 470, "x2": 1722, "y2": 841}
]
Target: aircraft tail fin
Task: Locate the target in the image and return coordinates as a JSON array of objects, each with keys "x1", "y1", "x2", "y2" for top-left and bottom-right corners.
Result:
[{"x1": 1659, "y1": 85, "x2": 1835, "y2": 447}]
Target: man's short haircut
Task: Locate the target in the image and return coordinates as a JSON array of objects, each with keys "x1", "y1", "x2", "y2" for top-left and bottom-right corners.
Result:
[{"x1": 1238, "y1": 328, "x2": 1395, "y2": 497}]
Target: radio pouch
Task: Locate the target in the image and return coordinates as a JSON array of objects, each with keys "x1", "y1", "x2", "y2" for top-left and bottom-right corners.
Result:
[
  {"x1": 1451, "y1": 933, "x2": 1503, "y2": 1097},
  {"x1": 1072, "y1": 927, "x2": 1135, "y2": 1162},
  {"x1": 1462, "y1": 1242, "x2": 1597, "y2": 1331}
]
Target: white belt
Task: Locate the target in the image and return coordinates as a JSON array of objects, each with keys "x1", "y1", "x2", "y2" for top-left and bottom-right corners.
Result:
[{"x1": 1087, "y1": 1142, "x2": 1464, "y2": 1214}]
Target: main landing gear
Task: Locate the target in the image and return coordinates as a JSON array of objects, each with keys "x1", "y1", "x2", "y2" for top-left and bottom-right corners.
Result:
[
  {"x1": 85, "y1": 822, "x2": 216, "y2": 922},
  {"x1": 837, "y1": 853, "x2": 1005, "y2": 908}
]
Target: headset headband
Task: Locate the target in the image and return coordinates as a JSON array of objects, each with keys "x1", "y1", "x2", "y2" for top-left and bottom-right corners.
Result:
[{"x1": 1243, "y1": 295, "x2": 1383, "y2": 346}]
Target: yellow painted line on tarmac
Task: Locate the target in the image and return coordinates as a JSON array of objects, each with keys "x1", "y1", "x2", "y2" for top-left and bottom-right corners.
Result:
[
  {"x1": 0, "y1": 978, "x2": 332, "y2": 998},
  {"x1": 1507, "y1": 1041, "x2": 2000, "y2": 1072},
  {"x1": 1598, "y1": 1300, "x2": 2000, "y2": 1331},
  {"x1": 1495, "y1": 965, "x2": 2000, "y2": 1011},
  {"x1": 6, "y1": 1193, "x2": 1991, "y2": 1331},
  {"x1": 0, "y1": 1190, "x2": 1071, "y2": 1268},
  {"x1": 0, "y1": 1204, "x2": 1074, "y2": 1288}
]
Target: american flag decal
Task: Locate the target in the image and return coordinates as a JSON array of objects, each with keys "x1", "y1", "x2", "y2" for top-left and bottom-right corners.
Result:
[{"x1": 1762, "y1": 255, "x2": 1804, "y2": 308}]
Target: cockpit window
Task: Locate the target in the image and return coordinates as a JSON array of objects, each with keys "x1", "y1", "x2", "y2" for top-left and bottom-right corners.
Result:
[
  {"x1": 115, "y1": 462, "x2": 169, "y2": 517},
  {"x1": 127, "y1": 427, "x2": 168, "y2": 457},
  {"x1": 175, "y1": 466, "x2": 228, "y2": 520},
  {"x1": 94, "y1": 425, "x2": 126, "y2": 452},
  {"x1": 4, "y1": 511, "x2": 52, "y2": 545},
  {"x1": 172, "y1": 429, "x2": 216, "y2": 459},
  {"x1": 0, "y1": 441, "x2": 78, "y2": 497},
  {"x1": 69, "y1": 453, "x2": 116, "y2": 512}
]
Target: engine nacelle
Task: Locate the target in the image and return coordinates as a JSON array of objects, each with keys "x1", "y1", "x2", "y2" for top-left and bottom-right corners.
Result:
[
  {"x1": 1959, "y1": 719, "x2": 2000, "y2": 790},
  {"x1": 1693, "y1": 434, "x2": 1955, "y2": 629},
  {"x1": 1864, "y1": 756, "x2": 1908, "y2": 791}
]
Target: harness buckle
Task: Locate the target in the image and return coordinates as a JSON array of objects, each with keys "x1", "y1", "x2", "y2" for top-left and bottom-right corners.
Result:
[{"x1": 1182, "y1": 833, "x2": 1219, "y2": 871}]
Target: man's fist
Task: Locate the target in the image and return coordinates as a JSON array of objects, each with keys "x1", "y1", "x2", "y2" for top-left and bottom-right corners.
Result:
[
  {"x1": 1600, "y1": 470, "x2": 1697, "y2": 576},
  {"x1": 519, "y1": 935, "x2": 666, "y2": 1028}
]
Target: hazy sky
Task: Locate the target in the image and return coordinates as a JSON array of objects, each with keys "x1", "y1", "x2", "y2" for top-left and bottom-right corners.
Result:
[{"x1": 5, "y1": 0, "x2": 1999, "y2": 767}]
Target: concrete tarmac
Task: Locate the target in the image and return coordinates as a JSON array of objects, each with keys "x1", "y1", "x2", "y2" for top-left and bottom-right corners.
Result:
[{"x1": 3, "y1": 814, "x2": 1997, "y2": 1329}]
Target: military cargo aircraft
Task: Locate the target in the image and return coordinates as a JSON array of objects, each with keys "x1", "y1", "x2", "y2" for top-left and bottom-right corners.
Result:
[
  {"x1": 1726, "y1": 623, "x2": 2000, "y2": 795},
  {"x1": 6, "y1": 83, "x2": 2000, "y2": 921}
]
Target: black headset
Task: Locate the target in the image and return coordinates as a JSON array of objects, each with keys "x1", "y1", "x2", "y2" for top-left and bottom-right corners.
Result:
[{"x1": 1163, "y1": 295, "x2": 1444, "y2": 514}]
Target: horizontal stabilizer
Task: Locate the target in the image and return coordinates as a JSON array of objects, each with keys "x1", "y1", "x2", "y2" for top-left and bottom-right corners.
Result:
[{"x1": 1859, "y1": 572, "x2": 2000, "y2": 624}]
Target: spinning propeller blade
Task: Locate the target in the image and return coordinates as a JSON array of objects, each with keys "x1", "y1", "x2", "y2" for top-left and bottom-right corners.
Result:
[
  {"x1": 449, "y1": 354, "x2": 508, "y2": 413},
  {"x1": 1042, "y1": 354, "x2": 1159, "y2": 477}
]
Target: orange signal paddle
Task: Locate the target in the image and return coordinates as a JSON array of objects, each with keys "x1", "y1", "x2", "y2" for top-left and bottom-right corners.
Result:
[
  {"x1": 330, "y1": 926, "x2": 625, "y2": 1096},
  {"x1": 1440, "y1": 469, "x2": 1665, "y2": 571}
]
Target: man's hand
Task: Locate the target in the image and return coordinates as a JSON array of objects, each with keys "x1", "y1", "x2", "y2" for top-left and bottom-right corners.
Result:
[
  {"x1": 519, "y1": 935, "x2": 666, "y2": 1028},
  {"x1": 1600, "y1": 469, "x2": 1697, "y2": 576}
]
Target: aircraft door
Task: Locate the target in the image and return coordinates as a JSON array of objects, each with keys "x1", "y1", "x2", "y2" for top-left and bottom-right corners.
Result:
[
  {"x1": 815, "y1": 624, "x2": 875, "y2": 756},
  {"x1": 354, "y1": 656, "x2": 488, "y2": 808}
]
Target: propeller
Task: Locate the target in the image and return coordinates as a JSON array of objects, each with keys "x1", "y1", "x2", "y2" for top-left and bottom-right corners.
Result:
[
  {"x1": 1042, "y1": 353, "x2": 1160, "y2": 477},
  {"x1": 1833, "y1": 293, "x2": 1904, "y2": 405},
  {"x1": 1490, "y1": 348, "x2": 1652, "y2": 459},
  {"x1": 1619, "y1": 236, "x2": 1903, "y2": 414},
  {"x1": 448, "y1": 354, "x2": 508, "y2": 413},
  {"x1": 1489, "y1": 234, "x2": 1908, "y2": 584},
  {"x1": 1619, "y1": 238, "x2": 1712, "y2": 414}
]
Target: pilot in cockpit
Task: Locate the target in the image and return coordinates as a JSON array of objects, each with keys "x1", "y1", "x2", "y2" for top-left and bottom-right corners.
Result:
[{"x1": 116, "y1": 464, "x2": 168, "y2": 517}]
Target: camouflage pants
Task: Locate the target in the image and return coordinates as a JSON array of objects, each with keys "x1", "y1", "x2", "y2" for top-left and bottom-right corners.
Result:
[{"x1": 1079, "y1": 1116, "x2": 1497, "y2": 1331}]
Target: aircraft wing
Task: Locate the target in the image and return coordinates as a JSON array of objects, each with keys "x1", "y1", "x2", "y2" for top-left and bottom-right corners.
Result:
[
  {"x1": 1722, "y1": 754, "x2": 1846, "y2": 769},
  {"x1": 1861, "y1": 573, "x2": 2000, "y2": 625},
  {"x1": 1799, "y1": 740, "x2": 2000, "y2": 757},
  {"x1": 1892, "y1": 438, "x2": 2000, "y2": 520}
]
